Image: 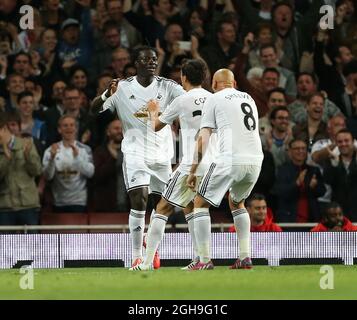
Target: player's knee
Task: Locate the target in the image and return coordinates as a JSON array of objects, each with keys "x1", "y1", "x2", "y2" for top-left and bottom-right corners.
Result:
[
  {"x1": 129, "y1": 189, "x2": 148, "y2": 210},
  {"x1": 156, "y1": 199, "x2": 173, "y2": 216}
]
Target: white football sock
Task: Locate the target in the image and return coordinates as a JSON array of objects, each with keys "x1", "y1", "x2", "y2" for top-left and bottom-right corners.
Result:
[
  {"x1": 185, "y1": 212, "x2": 198, "y2": 258},
  {"x1": 193, "y1": 208, "x2": 211, "y2": 263},
  {"x1": 144, "y1": 212, "x2": 168, "y2": 265},
  {"x1": 232, "y1": 208, "x2": 251, "y2": 260},
  {"x1": 129, "y1": 209, "x2": 146, "y2": 261}
]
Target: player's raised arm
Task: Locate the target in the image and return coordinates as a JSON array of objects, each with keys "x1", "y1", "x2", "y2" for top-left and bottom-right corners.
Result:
[{"x1": 90, "y1": 78, "x2": 120, "y2": 114}]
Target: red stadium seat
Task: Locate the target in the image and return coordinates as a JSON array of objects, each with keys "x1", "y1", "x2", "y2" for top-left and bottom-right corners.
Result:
[
  {"x1": 88, "y1": 213, "x2": 129, "y2": 233},
  {"x1": 41, "y1": 213, "x2": 89, "y2": 233}
]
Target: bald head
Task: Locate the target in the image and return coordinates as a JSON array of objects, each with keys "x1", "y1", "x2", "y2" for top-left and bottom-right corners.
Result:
[{"x1": 212, "y1": 69, "x2": 236, "y2": 92}]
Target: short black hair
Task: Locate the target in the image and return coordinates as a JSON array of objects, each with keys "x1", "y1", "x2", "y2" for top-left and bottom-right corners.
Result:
[
  {"x1": 246, "y1": 193, "x2": 266, "y2": 207},
  {"x1": 263, "y1": 67, "x2": 280, "y2": 77},
  {"x1": 181, "y1": 59, "x2": 206, "y2": 86},
  {"x1": 260, "y1": 43, "x2": 277, "y2": 54},
  {"x1": 343, "y1": 60, "x2": 357, "y2": 77},
  {"x1": 336, "y1": 128, "x2": 353, "y2": 140},
  {"x1": 267, "y1": 87, "x2": 286, "y2": 98},
  {"x1": 323, "y1": 201, "x2": 343, "y2": 217},
  {"x1": 131, "y1": 45, "x2": 157, "y2": 64},
  {"x1": 270, "y1": 106, "x2": 289, "y2": 121},
  {"x1": 288, "y1": 138, "x2": 307, "y2": 149},
  {"x1": 17, "y1": 90, "x2": 34, "y2": 104},
  {"x1": 297, "y1": 72, "x2": 317, "y2": 84}
]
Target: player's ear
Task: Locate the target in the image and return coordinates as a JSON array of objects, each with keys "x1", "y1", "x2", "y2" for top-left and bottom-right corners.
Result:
[
  {"x1": 233, "y1": 80, "x2": 237, "y2": 88},
  {"x1": 212, "y1": 79, "x2": 216, "y2": 92}
]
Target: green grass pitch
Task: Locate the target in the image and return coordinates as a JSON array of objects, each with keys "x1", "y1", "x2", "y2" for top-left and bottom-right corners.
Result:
[{"x1": 0, "y1": 265, "x2": 356, "y2": 300}]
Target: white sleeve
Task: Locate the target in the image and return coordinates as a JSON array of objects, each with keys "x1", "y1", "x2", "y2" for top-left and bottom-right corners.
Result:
[
  {"x1": 159, "y1": 97, "x2": 181, "y2": 125},
  {"x1": 200, "y1": 96, "x2": 217, "y2": 129},
  {"x1": 74, "y1": 147, "x2": 95, "y2": 178},
  {"x1": 100, "y1": 94, "x2": 116, "y2": 113},
  {"x1": 168, "y1": 83, "x2": 185, "y2": 104}
]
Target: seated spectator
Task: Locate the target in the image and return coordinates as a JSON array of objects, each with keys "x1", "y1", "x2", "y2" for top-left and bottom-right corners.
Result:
[
  {"x1": 311, "y1": 202, "x2": 357, "y2": 231},
  {"x1": 0, "y1": 113, "x2": 42, "y2": 229},
  {"x1": 229, "y1": 193, "x2": 281, "y2": 232},
  {"x1": 323, "y1": 129, "x2": 357, "y2": 222},
  {"x1": 247, "y1": 193, "x2": 281, "y2": 232},
  {"x1": 92, "y1": 119, "x2": 129, "y2": 212},
  {"x1": 274, "y1": 139, "x2": 326, "y2": 222},
  {"x1": 42, "y1": 115, "x2": 94, "y2": 213}
]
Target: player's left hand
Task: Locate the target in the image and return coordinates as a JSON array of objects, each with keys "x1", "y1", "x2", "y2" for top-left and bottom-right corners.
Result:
[
  {"x1": 186, "y1": 174, "x2": 196, "y2": 191},
  {"x1": 146, "y1": 99, "x2": 160, "y2": 114},
  {"x1": 70, "y1": 144, "x2": 79, "y2": 158}
]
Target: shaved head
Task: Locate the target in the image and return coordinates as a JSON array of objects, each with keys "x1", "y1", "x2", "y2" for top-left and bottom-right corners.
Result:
[{"x1": 212, "y1": 69, "x2": 236, "y2": 92}]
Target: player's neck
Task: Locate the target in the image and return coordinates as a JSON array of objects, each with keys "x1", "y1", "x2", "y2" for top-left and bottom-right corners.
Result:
[
  {"x1": 136, "y1": 75, "x2": 154, "y2": 87},
  {"x1": 185, "y1": 84, "x2": 201, "y2": 91}
]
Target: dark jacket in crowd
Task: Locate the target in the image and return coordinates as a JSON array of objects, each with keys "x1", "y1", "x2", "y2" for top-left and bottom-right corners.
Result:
[{"x1": 274, "y1": 161, "x2": 326, "y2": 222}]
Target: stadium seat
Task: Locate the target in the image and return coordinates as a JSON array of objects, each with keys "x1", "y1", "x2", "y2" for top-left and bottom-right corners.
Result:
[
  {"x1": 41, "y1": 213, "x2": 89, "y2": 233},
  {"x1": 88, "y1": 213, "x2": 129, "y2": 233}
]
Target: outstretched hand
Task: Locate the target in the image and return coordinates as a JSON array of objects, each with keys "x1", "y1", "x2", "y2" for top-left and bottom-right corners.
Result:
[{"x1": 186, "y1": 174, "x2": 197, "y2": 191}]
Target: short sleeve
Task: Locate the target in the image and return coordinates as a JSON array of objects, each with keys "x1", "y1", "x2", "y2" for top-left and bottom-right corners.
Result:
[
  {"x1": 100, "y1": 95, "x2": 116, "y2": 113},
  {"x1": 200, "y1": 96, "x2": 217, "y2": 129},
  {"x1": 159, "y1": 96, "x2": 181, "y2": 125}
]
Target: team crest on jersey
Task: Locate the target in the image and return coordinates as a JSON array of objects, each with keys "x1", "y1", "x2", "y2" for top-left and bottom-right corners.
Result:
[{"x1": 157, "y1": 93, "x2": 163, "y2": 100}]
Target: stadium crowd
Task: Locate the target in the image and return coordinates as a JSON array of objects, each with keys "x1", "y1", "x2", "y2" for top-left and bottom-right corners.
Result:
[{"x1": 1, "y1": 0, "x2": 357, "y2": 231}]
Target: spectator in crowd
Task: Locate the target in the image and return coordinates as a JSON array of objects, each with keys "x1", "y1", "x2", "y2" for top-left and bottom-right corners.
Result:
[
  {"x1": 61, "y1": 86, "x2": 95, "y2": 146},
  {"x1": 247, "y1": 22, "x2": 274, "y2": 68},
  {"x1": 124, "y1": 0, "x2": 174, "y2": 47},
  {"x1": 346, "y1": 89, "x2": 357, "y2": 139},
  {"x1": 42, "y1": 115, "x2": 94, "y2": 213},
  {"x1": 335, "y1": 59, "x2": 357, "y2": 118},
  {"x1": 314, "y1": 28, "x2": 354, "y2": 105},
  {"x1": 310, "y1": 115, "x2": 355, "y2": 212},
  {"x1": 44, "y1": 80, "x2": 67, "y2": 145},
  {"x1": 182, "y1": 7, "x2": 209, "y2": 47},
  {"x1": 92, "y1": 20, "x2": 122, "y2": 80},
  {"x1": 311, "y1": 202, "x2": 357, "y2": 231},
  {"x1": 274, "y1": 139, "x2": 326, "y2": 222},
  {"x1": 108, "y1": 47, "x2": 131, "y2": 79},
  {"x1": 200, "y1": 20, "x2": 240, "y2": 75},
  {"x1": 323, "y1": 129, "x2": 357, "y2": 222},
  {"x1": 292, "y1": 92, "x2": 329, "y2": 153},
  {"x1": 261, "y1": 106, "x2": 292, "y2": 169},
  {"x1": 17, "y1": 91, "x2": 47, "y2": 154},
  {"x1": 11, "y1": 51, "x2": 43, "y2": 80},
  {"x1": 37, "y1": 27, "x2": 62, "y2": 87},
  {"x1": 247, "y1": 193, "x2": 282, "y2": 232},
  {"x1": 259, "y1": 87, "x2": 288, "y2": 135},
  {"x1": 104, "y1": 0, "x2": 142, "y2": 48},
  {"x1": 270, "y1": 0, "x2": 323, "y2": 72},
  {"x1": 251, "y1": 43, "x2": 297, "y2": 97},
  {"x1": 40, "y1": 0, "x2": 68, "y2": 32},
  {"x1": 57, "y1": 1, "x2": 93, "y2": 71},
  {"x1": 3, "y1": 73, "x2": 25, "y2": 112},
  {"x1": 229, "y1": 193, "x2": 281, "y2": 232},
  {"x1": 0, "y1": 113, "x2": 42, "y2": 228},
  {"x1": 288, "y1": 73, "x2": 342, "y2": 124},
  {"x1": 92, "y1": 119, "x2": 129, "y2": 212},
  {"x1": 68, "y1": 65, "x2": 94, "y2": 100}
]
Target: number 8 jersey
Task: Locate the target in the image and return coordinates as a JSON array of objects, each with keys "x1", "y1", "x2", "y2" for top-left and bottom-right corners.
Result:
[{"x1": 200, "y1": 88, "x2": 264, "y2": 166}]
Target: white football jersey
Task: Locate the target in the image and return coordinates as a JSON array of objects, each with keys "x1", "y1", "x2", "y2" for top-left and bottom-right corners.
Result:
[
  {"x1": 159, "y1": 88, "x2": 214, "y2": 168},
  {"x1": 102, "y1": 76, "x2": 185, "y2": 162},
  {"x1": 200, "y1": 88, "x2": 264, "y2": 166}
]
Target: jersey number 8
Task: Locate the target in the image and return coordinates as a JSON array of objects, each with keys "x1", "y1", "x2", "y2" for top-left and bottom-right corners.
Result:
[{"x1": 241, "y1": 103, "x2": 256, "y2": 131}]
